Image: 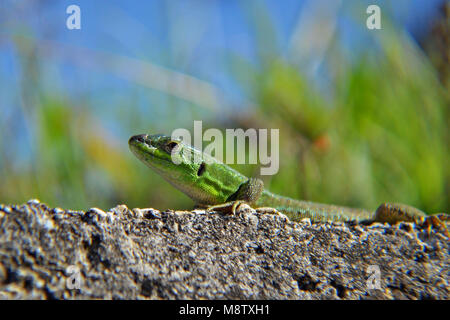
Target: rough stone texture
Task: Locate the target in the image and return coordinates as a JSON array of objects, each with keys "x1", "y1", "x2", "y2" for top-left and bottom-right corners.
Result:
[{"x1": 0, "y1": 200, "x2": 448, "y2": 300}]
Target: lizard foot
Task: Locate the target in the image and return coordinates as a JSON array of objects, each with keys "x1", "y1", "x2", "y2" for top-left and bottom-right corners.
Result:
[{"x1": 205, "y1": 201, "x2": 246, "y2": 216}]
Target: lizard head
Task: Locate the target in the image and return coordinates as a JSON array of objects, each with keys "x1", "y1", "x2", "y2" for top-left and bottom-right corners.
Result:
[
  {"x1": 128, "y1": 133, "x2": 245, "y2": 204},
  {"x1": 129, "y1": 133, "x2": 199, "y2": 177}
]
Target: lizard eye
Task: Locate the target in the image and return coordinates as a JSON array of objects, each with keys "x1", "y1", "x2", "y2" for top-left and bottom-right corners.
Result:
[{"x1": 165, "y1": 141, "x2": 179, "y2": 153}]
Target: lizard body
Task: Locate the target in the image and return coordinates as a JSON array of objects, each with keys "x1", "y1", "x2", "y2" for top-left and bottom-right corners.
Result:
[{"x1": 129, "y1": 134, "x2": 448, "y2": 234}]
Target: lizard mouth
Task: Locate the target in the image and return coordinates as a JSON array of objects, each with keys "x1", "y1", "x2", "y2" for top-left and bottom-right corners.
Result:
[{"x1": 128, "y1": 134, "x2": 157, "y2": 160}]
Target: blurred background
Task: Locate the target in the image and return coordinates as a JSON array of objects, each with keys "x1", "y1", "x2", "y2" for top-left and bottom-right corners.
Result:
[{"x1": 0, "y1": 0, "x2": 448, "y2": 213}]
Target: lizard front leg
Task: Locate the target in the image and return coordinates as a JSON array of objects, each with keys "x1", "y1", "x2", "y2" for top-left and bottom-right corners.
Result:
[{"x1": 204, "y1": 178, "x2": 265, "y2": 215}]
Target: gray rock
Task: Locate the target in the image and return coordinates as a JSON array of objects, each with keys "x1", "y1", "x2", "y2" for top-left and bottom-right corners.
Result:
[{"x1": 0, "y1": 200, "x2": 448, "y2": 299}]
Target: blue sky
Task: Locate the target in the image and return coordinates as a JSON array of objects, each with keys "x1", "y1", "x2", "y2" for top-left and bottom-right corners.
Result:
[{"x1": 0, "y1": 0, "x2": 445, "y2": 121}]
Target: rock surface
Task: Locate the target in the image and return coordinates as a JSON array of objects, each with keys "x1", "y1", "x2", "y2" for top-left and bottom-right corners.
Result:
[{"x1": 0, "y1": 200, "x2": 448, "y2": 299}]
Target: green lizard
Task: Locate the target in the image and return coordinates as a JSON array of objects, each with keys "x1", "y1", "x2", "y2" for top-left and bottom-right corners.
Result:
[{"x1": 129, "y1": 134, "x2": 448, "y2": 236}]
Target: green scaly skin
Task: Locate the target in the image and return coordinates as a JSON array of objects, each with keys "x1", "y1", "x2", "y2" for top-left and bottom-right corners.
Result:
[{"x1": 129, "y1": 134, "x2": 448, "y2": 235}]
